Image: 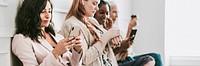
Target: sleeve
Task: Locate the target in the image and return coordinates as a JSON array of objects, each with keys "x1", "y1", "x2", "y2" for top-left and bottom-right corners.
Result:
[
  {"x1": 61, "y1": 49, "x2": 82, "y2": 66},
  {"x1": 58, "y1": 21, "x2": 72, "y2": 38},
  {"x1": 58, "y1": 20, "x2": 104, "y2": 65},
  {"x1": 70, "y1": 48, "x2": 83, "y2": 66},
  {"x1": 12, "y1": 34, "x2": 64, "y2": 66},
  {"x1": 82, "y1": 41, "x2": 105, "y2": 65}
]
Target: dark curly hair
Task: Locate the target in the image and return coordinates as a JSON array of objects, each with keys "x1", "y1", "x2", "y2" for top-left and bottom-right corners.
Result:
[
  {"x1": 15, "y1": 0, "x2": 55, "y2": 43},
  {"x1": 98, "y1": 0, "x2": 110, "y2": 11}
]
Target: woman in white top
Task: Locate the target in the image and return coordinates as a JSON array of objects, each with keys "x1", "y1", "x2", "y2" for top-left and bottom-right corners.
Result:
[
  {"x1": 58, "y1": 0, "x2": 121, "y2": 66},
  {"x1": 12, "y1": 0, "x2": 82, "y2": 66}
]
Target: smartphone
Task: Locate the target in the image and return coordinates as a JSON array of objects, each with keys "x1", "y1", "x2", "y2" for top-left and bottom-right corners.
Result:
[
  {"x1": 130, "y1": 29, "x2": 137, "y2": 40},
  {"x1": 68, "y1": 26, "x2": 81, "y2": 37}
]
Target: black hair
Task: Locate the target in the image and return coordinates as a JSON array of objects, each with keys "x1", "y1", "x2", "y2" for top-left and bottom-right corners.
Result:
[
  {"x1": 15, "y1": 0, "x2": 55, "y2": 43},
  {"x1": 98, "y1": 0, "x2": 111, "y2": 11}
]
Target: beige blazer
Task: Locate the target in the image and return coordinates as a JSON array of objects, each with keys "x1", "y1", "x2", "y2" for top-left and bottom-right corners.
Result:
[
  {"x1": 12, "y1": 34, "x2": 82, "y2": 66},
  {"x1": 59, "y1": 16, "x2": 118, "y2": 66}
]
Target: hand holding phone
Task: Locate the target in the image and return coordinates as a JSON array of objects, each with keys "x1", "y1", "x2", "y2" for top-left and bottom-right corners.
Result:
[{"x1": 67, "y1": 26, "x2": 82, "y2": 50}]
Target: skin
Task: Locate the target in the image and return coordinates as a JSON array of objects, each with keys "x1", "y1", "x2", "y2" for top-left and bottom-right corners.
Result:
[
  {"x1": 109, "y1": 3, "x2": 118, "y2": 23},
  {"x1": 93, "y1": 2, "x2": 122, "y2": 48},
  {"x1": 94, "y1": 4, "x2": 113, "y2": 30},
  {"x1": 94, "y1": 4, "x2": 110, "y2": 25},
  {"x1": 40, "y1": 1, "x2": 52, "y2": 29},
  {"x1": 84, "y1": 0, "x2": 100, "y2": 17}
]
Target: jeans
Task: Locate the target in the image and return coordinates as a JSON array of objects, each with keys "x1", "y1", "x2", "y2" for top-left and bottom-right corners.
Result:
[{"x1": 118, "y1": 53, "x2": 163, "y2": 66}]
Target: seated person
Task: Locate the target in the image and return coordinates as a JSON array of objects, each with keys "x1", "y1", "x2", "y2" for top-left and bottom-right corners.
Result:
[
  {"x1": 94, "y1": 0, "x2": 163, "y2": 66},
  {"x1": 12, "y1": 0, "x2": 82, "y2": 66}
]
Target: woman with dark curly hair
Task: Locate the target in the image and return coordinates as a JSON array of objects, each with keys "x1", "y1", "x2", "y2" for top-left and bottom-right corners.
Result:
[{"x1": 12, "y1": 0, "x2": 83, "y2": 66}]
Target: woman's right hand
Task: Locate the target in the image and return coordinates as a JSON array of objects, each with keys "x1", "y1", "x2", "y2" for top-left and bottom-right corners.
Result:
[
  {"x1": 129, "y1": 17, "x2": 137, "y2": 28},
  {"x1": 52, "y1": 36, "x2": 76, "y2": 59}
]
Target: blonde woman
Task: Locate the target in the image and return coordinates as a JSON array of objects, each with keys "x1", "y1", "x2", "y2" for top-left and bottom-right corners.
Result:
[{"x1": 58, "y1": 0, "x2": 121, "y2": 66}]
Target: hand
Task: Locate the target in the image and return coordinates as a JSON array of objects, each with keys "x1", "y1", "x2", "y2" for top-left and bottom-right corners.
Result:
[
  {"x1": 129, "y1": 17, "x2": 137, "y2": 28},
  {"x1": 73, "y1": 30, "x2": 82, "y2": 53},
  {"x1": 52, "y1": 36, "x2": 76, "y2": 59},
  {"x1": 112, "y1": 38, "x2": 133, "y2": 54},
  {"x1": 119, "y1": 50, "x2": 128, "y2": 60},
  {"x1": 120, "y1": 37, "x2": 134, "y2": 49},
  {"x1": 111, "y1": 36, "x2": 122, "y2": 48},
  {"x1": 74, "y1": 36, "x2": 82, "y2": 53},
  {"x1": 118, "y1": 39, "x2": 131, "y2": 50},
  {"x1": 104, "y1": 18, "x2": 113, "y2": 30},
  {"x1": 101, "y1": 27, "x2": 121, "y2": 45}
]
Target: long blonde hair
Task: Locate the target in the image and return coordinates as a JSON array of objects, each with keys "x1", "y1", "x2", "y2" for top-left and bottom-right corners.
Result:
[{"x1": 66, "y1": 0, "x2": 100, "y2": 44}]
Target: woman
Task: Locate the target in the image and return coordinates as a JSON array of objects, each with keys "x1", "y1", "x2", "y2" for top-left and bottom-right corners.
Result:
[
  {"x1": 94, "y1": 0, "x2": 161, "y2": 66},
  {"x1": 94, "y1": 0, "x2": 113, "y2": 30},
  {"x1": 58, "y1": 0, "x2": 121, "y2": 66},
  {"x1": 12, "y1": 0, "x2": 82, "y2": 66}
]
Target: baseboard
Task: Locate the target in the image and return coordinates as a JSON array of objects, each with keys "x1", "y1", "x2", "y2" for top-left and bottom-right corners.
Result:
[{"x1": 170, "y1": 56, "x2": 200, "y2": 66}]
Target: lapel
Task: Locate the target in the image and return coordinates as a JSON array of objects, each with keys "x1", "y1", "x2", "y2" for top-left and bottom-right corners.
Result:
[{"x1": 38, "y1": 36, "x2": 54, "y2": 52}]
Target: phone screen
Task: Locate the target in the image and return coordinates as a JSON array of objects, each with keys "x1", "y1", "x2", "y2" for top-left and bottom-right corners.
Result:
[{"x1": 130, "y1": 29, "x2": 137, "y2": 40}]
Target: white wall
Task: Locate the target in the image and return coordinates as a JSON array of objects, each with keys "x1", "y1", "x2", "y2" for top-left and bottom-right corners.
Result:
[
  {"x1": 131, "y1": 0, "x2": 165, "y2": 64},
  {"x1": 51, "y1": 0, "x2": 73, "y2": 32},
  {"x1": 113, "y1": 0, "x2": 134, "y2": 38},
  {"x1": 166, "y1": 0, "x2": 200, "y2": 56},
  {"x1": 166, "y1": 0, "x2": 200, "y2": 66},
  {"x1": 0, "y1": 0, "x2": 20, "y2": 66}
]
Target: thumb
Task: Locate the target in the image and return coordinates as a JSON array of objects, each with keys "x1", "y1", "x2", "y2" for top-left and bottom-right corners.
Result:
[
  {"x1": 64, "y1": 36, "x2": 75, "y2": 42},
  {"x1": 78, "y1": 30, "x2": 82, "y2": 36}
]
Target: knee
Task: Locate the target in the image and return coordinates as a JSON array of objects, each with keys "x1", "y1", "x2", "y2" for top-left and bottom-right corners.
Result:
[{"x1": 147, "y1": 53, "x2": 161, "y2": 57}]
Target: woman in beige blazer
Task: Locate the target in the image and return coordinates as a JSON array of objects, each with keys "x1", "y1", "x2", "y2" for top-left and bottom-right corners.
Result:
[
  {"x1": 12, "y1": 0, "x2": 82, "y2": 66},
  {"x1": 58, "y1": 0, "x2": 121, "y2": 66}
]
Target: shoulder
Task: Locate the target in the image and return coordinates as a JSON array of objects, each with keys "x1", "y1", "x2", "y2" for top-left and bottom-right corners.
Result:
[
  {"x1": 65, "y1": 16, "x2": 78, "y2": 23},
  {"x1": 88, "y1": 17, "x2": 99, "y2": 25},
  {"x1": 62, "y1": 16, "x2": 80, "y2": 28},
  {"x1": 12, "y1": 34, "x2": 33, "y2": 53},
  {"x1": 12, "y1": 34, "x2": 30, "y2": 42}
]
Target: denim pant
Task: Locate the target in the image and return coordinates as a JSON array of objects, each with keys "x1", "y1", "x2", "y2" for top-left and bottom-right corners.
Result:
[{"x1": 118, "y1": 53, "x2": 163, "y2": 66}]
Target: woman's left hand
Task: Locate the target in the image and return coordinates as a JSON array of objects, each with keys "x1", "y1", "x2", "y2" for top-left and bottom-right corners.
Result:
[{"x1": 111, "y1": 36, "x2": 122, "y2": 48}]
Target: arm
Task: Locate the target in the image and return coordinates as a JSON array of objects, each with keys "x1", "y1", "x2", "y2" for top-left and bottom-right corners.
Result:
[
  {"x1": 58, "y1": 21, "x2": 102, "y2": 65},
  {"x1": 12, "y1": 34, "x2": 64, "y2": 66},
  {"x1": 62, "y1": 48, "x2": 82, "y2": 66},
  {"x1": 126, "y1": 17, "x2": 137, "y2": 38},
  {"x1": 113, "y1": 17, "x2": 137, "y2": 54},
  {"x1": 113, "y1": 38, "x2": 133, "y2": 54},
  {"x1": 59, "y1": 20, "x2": 120, "y2": 65}
]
